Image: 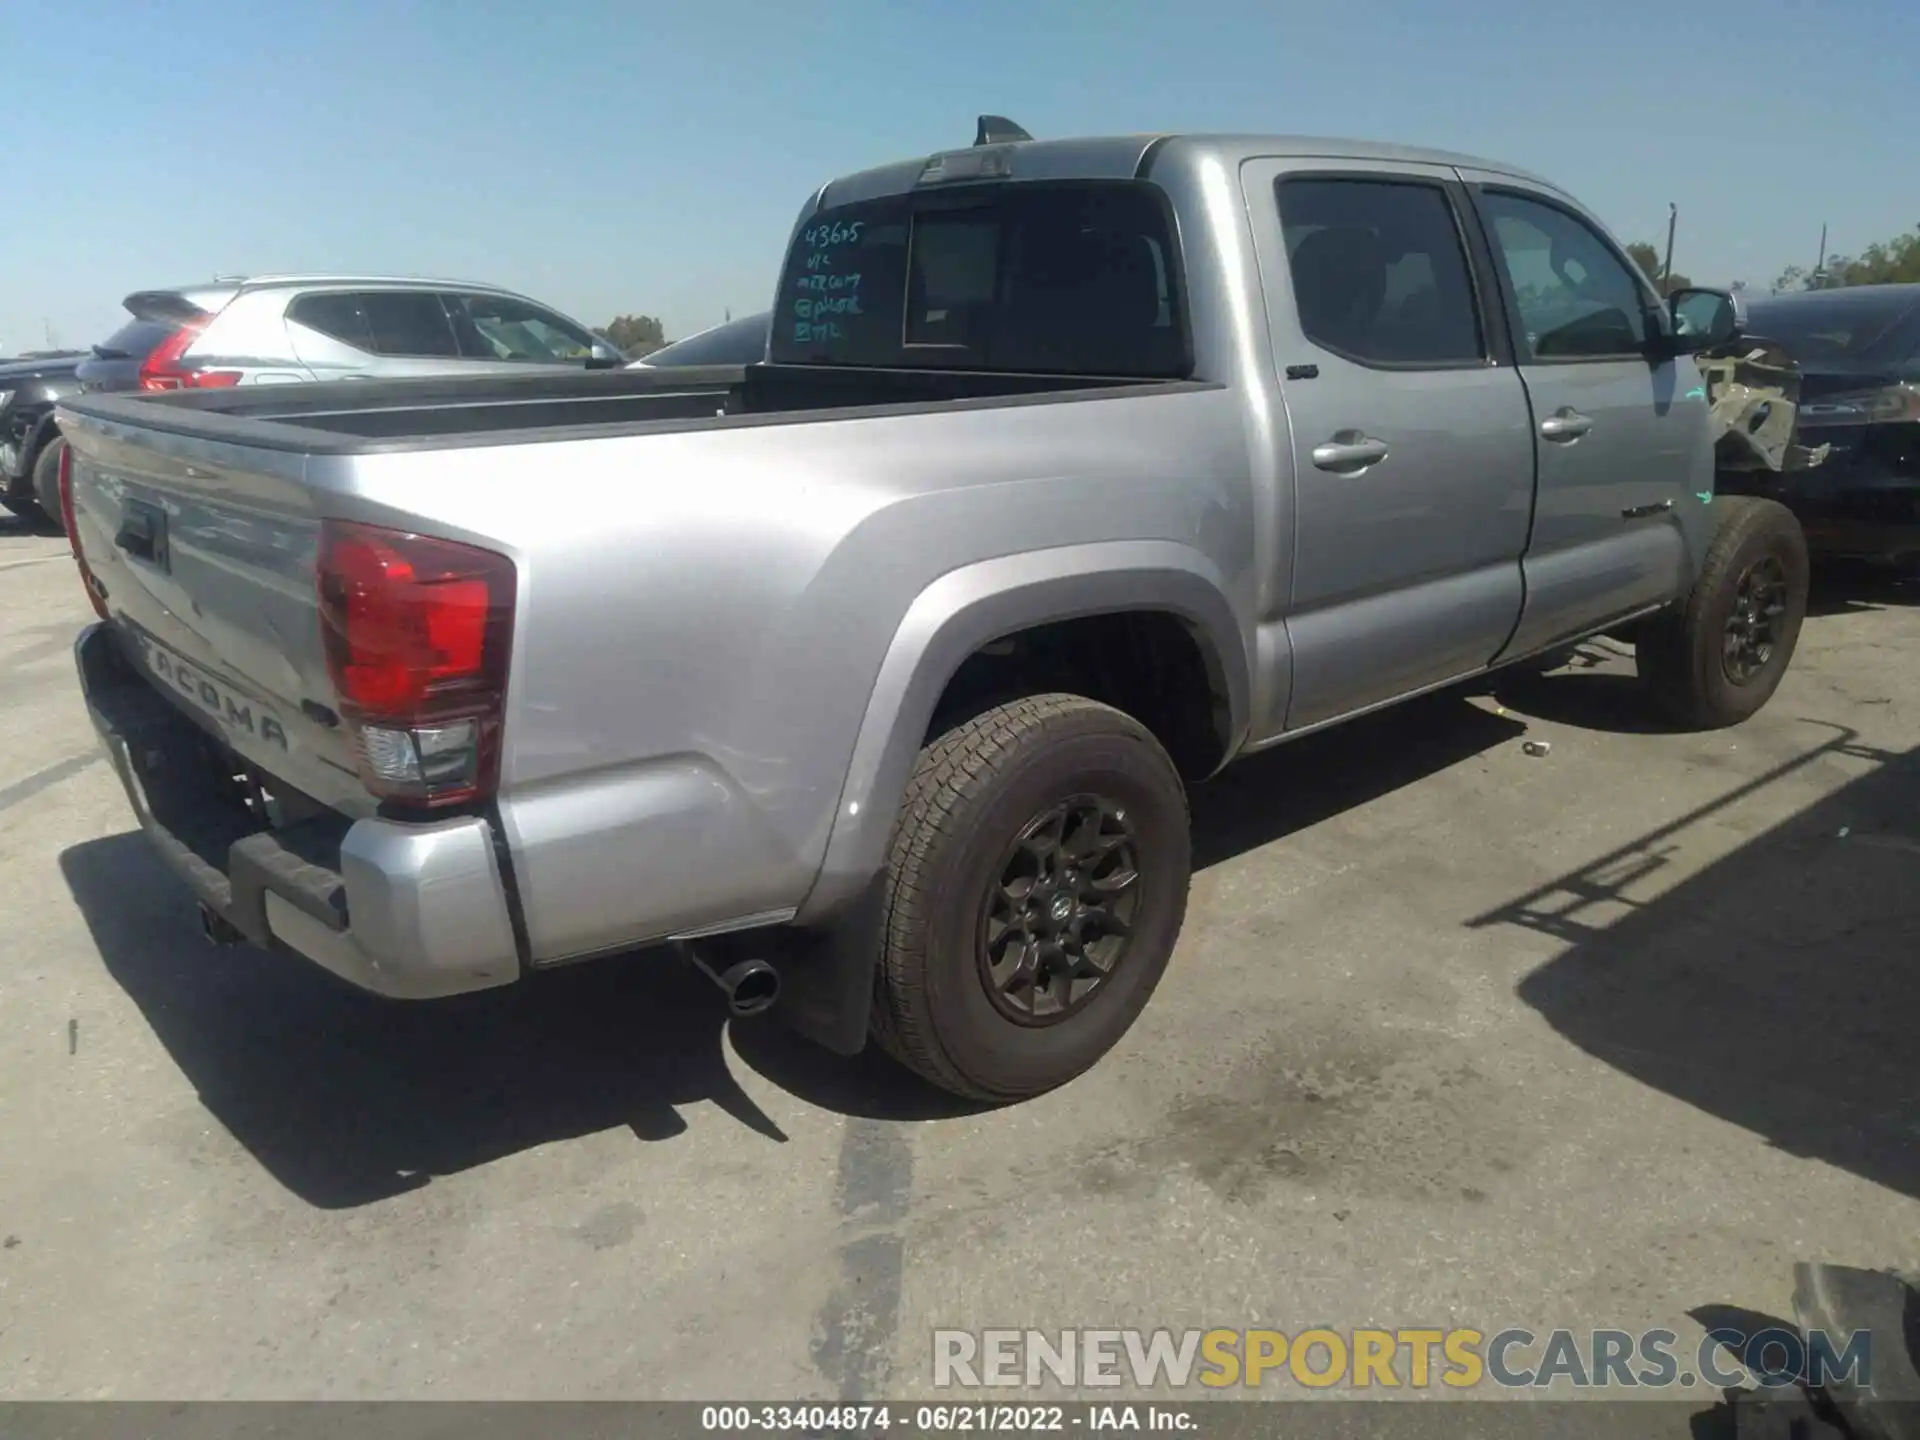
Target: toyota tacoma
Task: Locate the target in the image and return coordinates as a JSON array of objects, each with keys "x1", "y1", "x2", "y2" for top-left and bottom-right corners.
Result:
[{"x1": 56, "y1": 120, "x2": 1809, "y2": 1101}]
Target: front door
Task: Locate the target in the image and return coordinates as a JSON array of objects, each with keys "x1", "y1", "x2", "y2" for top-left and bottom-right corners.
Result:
[
  {"x1": 1242, "y1": 159, "x2": 1536, "y2": 732},
  {"x1": 1460, "y1": 177, "x2": 1708, "y2": 658}
]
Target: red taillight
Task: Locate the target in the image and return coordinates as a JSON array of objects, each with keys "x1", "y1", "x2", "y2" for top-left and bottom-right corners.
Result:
[
  {"x1": 137, "y1": 317, "x2": 238, "y2": 391},
  {"x1": 316, "y1": 520, "x2": 516, "y2": 809},
  {"x1": 58, "y1": 444, "x2": 110, "y2": 620}
]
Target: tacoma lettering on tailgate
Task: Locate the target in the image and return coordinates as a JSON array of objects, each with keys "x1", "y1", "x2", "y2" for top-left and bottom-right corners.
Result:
[{"x1": 136, "y1": 635, "x2": 289, "y2": 749}]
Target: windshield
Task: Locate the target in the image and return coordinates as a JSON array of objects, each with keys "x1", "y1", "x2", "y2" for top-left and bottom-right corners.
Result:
[
  {"x1": 768, "y1": 179, "x2": 1189, "y2": 377},
  {"x1": 1743, "y1": 290, "x2": 1920, "y2": 364}
]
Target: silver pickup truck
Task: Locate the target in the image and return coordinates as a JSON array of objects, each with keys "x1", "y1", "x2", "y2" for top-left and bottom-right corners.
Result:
[{"x1": 57, "y1": 121, "x2": 1808, "y2": 1103}]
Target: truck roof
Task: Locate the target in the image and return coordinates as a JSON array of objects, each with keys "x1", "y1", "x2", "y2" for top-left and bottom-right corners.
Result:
[{"x1": 814, "y1": 131, "x2": 1561, "y2": 211}]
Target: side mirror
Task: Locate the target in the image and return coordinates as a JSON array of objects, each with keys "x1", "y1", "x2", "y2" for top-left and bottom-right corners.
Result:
[{"x1": 1667, "y1": 286, "x2": 1747, "y2": 354}]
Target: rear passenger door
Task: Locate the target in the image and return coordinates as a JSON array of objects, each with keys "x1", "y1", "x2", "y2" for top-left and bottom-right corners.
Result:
[
  {"x1": 1461, "y1": 177, "x2": 1703, "y2": 656},
  {"x1": 1243, "y1": 160, "x2": 1536, "y2": 731}
]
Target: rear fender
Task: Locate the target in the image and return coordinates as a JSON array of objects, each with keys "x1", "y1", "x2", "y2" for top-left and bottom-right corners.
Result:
[{"x1": 793, "y1": 540, "x2": 1249, "y2": 926}]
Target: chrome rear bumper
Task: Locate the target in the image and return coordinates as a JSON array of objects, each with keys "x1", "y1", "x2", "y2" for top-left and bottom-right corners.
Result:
[{"x1": 74, "y1": 621, "x2": 522, "y2": 999}]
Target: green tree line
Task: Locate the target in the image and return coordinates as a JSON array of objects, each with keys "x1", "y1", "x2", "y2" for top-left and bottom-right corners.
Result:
[
  {"x1": 1624, "y1": 242, "x2": 1691, "y2": 295},
  {"x1": 595, "y1": 314, "x2": 667, "y2": 357},
  {"x1": 1773, "y1": 225, "x2": 1920, "y2": 292}
]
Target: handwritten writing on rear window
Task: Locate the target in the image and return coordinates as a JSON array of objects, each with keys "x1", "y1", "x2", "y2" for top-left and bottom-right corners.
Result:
[{"x1": 792, "y1": 220, "x2": 866, "y2": 345}]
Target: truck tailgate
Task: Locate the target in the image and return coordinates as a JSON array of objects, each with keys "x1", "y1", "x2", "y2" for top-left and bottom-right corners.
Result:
[{"x1": 60, "y1": 409, "x2": 372, "y2": 816}]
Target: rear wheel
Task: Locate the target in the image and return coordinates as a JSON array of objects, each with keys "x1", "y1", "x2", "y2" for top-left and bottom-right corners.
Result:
[
  {"x1": 870, "y1": 693, "x2": 1191, "y2": 1102},
  {"x1": 29, "y1": 435, "x2": 67, "y2": 534},
  {"x1": 1637, "y1": 497, "x2": 1808, "y2": 728}
]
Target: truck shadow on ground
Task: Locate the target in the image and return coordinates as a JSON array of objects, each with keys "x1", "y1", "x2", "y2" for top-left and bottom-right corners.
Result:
[
  {"x1": 63, "y1": 830, "x2": 820, "y2": 1207},
  {"x1": 1491, "y1": 728, "x2": 1920, "y2": 1202},
  {"x1": 1492, "y1": 562, "x2": 1918, "y2": 730},
  {"x1": 64, "y1": 689, "x2": 1530, "y2": 1208},
  {"x1": 1806, "y1": 559, "x2": 1920, "y2": 617},
  {"x1": 1488, "y1": 641, "x2": 1681, "y2": 736}
]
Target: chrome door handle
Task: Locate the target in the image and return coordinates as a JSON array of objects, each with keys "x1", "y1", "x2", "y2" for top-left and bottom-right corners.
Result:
[
  {"x1": 1539, "y1": 409, "x2": 1593, "y2": 442},
  {"x1": 1311, "y1": 433, "x2": 1390, "y2": 472}
]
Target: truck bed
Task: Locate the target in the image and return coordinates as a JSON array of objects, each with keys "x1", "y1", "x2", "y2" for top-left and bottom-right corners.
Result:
[{"x1": 60, "y1": 362, "x2": 1191, "y2": 453}]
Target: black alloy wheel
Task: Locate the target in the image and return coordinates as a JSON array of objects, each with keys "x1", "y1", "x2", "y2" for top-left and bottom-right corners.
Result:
[
  {"x1": 1721, "y1": 553, "x2": 1789, "y2": 685},
  {"x1": 978, "y1": 795, "x2": 1142, "y2": 1026}
]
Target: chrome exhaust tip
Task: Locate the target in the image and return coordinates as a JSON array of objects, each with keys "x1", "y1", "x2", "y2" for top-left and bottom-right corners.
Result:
[{"x1": 683, "y1": 944, "x2": 781, "y2": 1017}]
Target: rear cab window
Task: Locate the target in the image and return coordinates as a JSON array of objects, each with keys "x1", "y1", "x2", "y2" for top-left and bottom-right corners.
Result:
[{"x1": 767, "y1": 180, "x2": 1190, "y2": 377}]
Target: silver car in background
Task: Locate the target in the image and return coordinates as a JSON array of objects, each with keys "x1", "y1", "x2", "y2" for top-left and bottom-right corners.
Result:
[{"x1": 75, "y1": 275, "x2": 626, "y2": 394}]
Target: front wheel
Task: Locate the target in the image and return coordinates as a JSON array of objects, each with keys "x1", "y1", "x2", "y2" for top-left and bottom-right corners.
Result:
[
  {"x1": 870, "y1": 693, "x2": 1192, "y2": 1102},
  {"x1": 1637, "y1": 496, "x2": 1809, "y2": 728}
]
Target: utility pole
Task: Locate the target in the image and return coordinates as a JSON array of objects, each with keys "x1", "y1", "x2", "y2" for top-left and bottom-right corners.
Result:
[
  {"x1": 1660, "y1": 203, "x2": 1677, "y2": 294},
  {"x1": 1814, "y1": 224, "x2": 1828, "y2": 288}
]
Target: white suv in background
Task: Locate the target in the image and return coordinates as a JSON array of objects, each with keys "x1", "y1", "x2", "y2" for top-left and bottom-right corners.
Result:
[{"x1": 74, "y1": 275, "x2": 626, "y2": 394}]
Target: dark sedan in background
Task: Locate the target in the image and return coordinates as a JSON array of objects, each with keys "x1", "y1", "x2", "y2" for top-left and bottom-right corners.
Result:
[
  {"x1": 0, "y1": 351, "x2": 87, "y2": 529},
  {"x1": 1717, "y1": 284, "x2": 1920, "y2": 567},
  {"x1": 628, "y1": 311, "x2": 770, "y2": 368}
]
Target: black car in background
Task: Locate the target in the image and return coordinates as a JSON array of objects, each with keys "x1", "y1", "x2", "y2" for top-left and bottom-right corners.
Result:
[
  {"x1": 1723, "y1": 284, "x2": 1920, "y2": 566},
  {"x1": 2, "y1": 306, "x2": 190, "y2": 533},
  {"x1": 627, "y1": 311, "x2": 770, "y2": 368},
  {"x1": 0, "y1": 350, "x2": 86, "y2": 530}
]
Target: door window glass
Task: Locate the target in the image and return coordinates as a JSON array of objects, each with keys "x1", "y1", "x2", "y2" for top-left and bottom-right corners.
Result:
[
  {"x1": 1479, "y1": 191, "x2": 1651, "y2": 360},
  {"x1": 444, "y1": 293, "x2": 598, "y2": 362},
  {"x1": 287, "y1": 293, "x2": 375, "y2": 352},
  {"x1": 359, "y1": 292, "x2": 461, "y2": 358},
  {"x1": 1276, "y1": 177, "x2": 1484, "y2": 366}
]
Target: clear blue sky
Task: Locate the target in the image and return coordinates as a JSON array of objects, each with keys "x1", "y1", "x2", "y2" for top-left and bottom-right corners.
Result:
[{"x1": 6, "y1": 0, "x2": 1917, "y2": 353}]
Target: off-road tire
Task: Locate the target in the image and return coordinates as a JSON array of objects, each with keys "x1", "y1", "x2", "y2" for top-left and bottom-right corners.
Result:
[
  {"x1": 870, "y1": 693, "x2": 1191, "y2": 1102},
  {"x1": 1637, "y1": 496, "x2": 1809, "y2": 728},
  {"x1": 29, "y1": 435, "x2": 67, "y2": 534}
]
